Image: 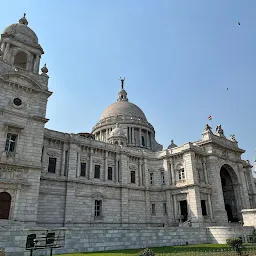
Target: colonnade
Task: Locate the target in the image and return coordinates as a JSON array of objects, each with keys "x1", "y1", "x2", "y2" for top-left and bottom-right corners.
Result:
[{"x1": 94, "y1": 126, "x2": 154, "y2": 149}]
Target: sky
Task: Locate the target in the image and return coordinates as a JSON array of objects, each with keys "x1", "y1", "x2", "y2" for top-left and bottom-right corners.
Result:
[{"x1": 1, "y1": 0, "x2": 256, "y2": 167}]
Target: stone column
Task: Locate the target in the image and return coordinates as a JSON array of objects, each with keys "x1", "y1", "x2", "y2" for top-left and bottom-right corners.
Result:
[
  {"x1": 170, "y1": 159, "x2": 175, "y2": 185},
  {"x1": 164, "y1": 158, "x2": 171, "y2": 186},
  {"x1": 115, "y1": 153, "x2": 119, "y2": 183},
  {"x1": 13, "y1": 185, "x2": 21, "y2": 220},
  {"x1": 64, "y1": 182, "x2": 76, "y2": 225},
  {"x1": 139, "y1": 129, "x2": 142, "y2": 146},
  {"x1": 173, "y1": 194, "x2": 177, "y2": 220},
  {"x1": 166, "y1": 190, "x2": 174, "y2": 224},
  {"x1": 144, "y1": 159, "x2": 149, "y2": 187},
  {"x1": 238, "y1": 167, "x2": 250, "y2": 209},
  {"x1": 104, "y1": 151, "x2": 108, "y2": 181},
  {"x1": 207, "y1": 194, "x2": 213, "y2": 219},
  {"x1": 139, "y1": 160, "x2": 143, "y2": 186},
  {"x1": 131, "y1": 127, "x2": 134, "y2": 144},
  {"x1": 145, "y1": 190, "x2": 151, "y2": 226},
  {"x1": 188, "y1": 187, "x2": 203, "y2": 226},
  {"x1": 203, "y1": 157, "x2": 209, "y2": 184},
  {"x1": 76, "y1": 152, "x2": 80, "y2": 177},
  {"x1": 99, "y1": 130, "x2": 102, "y2": 141},
  {"x1": 146, "y1": 131, "x2": 150, "y2": 148},
  {"x1": 120, "y1": 153, "x2": 129, "y2": 226},
  {"x1": 33, "y1": 55, "x2": 40, "y2": 73},
  {"x1": 67, "y1": 143, "x2": 78, "y2": 179},
  {"x1": 60, "y1": 145, "x2": 66, "y2": 177},
  {"x1": 206, "y1": 156, "x2": 228, "y2": 224},
  {"x1": 3, "y1": 42, "x2": 10, "y2": 61},
  {"x1": 88, "y1": 148, "x2": 93, "y2": 179},
  {"x1": 150, "y1": 132, "x2": 153, "y2": 148}
]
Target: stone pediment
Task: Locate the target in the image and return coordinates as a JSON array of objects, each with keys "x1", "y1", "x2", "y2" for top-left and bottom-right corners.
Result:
[{"x1": 0, "y1": 72, "x2": 48, "y2": 93}]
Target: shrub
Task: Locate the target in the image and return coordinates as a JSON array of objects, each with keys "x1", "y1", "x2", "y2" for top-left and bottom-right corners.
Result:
[
  {"x1": 138, "y1": 248, "x2": 155, "y2": 256},
  {"x1": 226, "y1": 238, "x2": 243, "y2": 255}
]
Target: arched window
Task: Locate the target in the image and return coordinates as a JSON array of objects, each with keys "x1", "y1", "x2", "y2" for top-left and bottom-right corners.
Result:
[
  {"x1": 141, "y1": 135, "x2": 145, "y2": 146},
  {"x1": 115, "y1": 141, "x2": 118, "y2": 145},
  {"x1": 0, "y1": 192, "x2": 11, "y2": 219},
  {"x1": 14, "y1": 51, "x2": 27, "y2": 69}
]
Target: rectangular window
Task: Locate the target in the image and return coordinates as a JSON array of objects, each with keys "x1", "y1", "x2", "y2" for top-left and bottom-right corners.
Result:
[
  {"x1": 201, "y1": 200, "x2": 207, "y2": 216},
  {"x1": 178, "y1": 169, "x2": 185, "y2": 180},
  {"x1": 161, "y1": 171, "x2": 165, "y2": 184},
  {"x1": 108, "y1": 167, "x2": 113, "y2": 180},
  {"x1": 163, "y1": 203, "x2": 167, "y2": 215},
  {"x1": 94, "y1": 200, "x2": 102, "y2": 217},
  {"x1": 94, "y1": 165, "x2": 100, "y2": 179},
  {"x1": 198, "y1": 169, "x2": 205, "y2": 183},
  {"x1": 131, "y1": 170, "x2": 136, "y2": 184},
  {"x1": 151, "y1": 203, "x2": 156, "y2": 215},
  {"x1": 48, "y1": 157, "x2": 56, "y2": 173},
  {"x1": 150, "y1": 173, "x2": 154, "y2": 185},
  {"x1": 80, "y1": 163, "x2": 86, "y2": 177},
  {"x1": 5, "y1": 133, "x2": 18, "y2": 152}
]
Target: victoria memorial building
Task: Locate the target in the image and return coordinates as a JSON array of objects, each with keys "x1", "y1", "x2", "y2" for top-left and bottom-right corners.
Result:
[{"x1": 0, "y1": 15, "x2": 256, "y2": 233}]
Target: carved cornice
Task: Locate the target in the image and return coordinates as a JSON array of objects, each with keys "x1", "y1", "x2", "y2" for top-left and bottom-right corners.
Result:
[
  {"x1": 47, "y1": 151, "x2": 60, "y2": 158},
  {"x1": 93, "y1": 159, "x2": 103, "y2": 165},
  {"x1": 129, "y1": 165, "x2": 137, "y2": 170}
]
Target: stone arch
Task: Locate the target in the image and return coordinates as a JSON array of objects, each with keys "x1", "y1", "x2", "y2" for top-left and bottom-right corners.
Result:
[
  {"x1": 13, "y1": 51, "x2": 27, "y2": 69},
  {"x1": 0, "y1": 192, "x2": 11, "y2": 219},
  {"x1": 10, "y1": 47, "x2": 33, "y2": 71},
  {"x1": 220, "y1": 164, "x2": 241, "y2": 222}
]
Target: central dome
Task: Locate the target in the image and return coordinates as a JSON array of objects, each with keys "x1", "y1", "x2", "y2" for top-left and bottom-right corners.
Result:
[{"x1": 100, "y1": 101, "x2": 147, "y2": 121}]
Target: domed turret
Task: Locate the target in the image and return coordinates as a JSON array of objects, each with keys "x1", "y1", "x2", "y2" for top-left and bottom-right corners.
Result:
[
  {"x1": 1, "y1": 14, "x2": 44, "y2": 74},
  {"x1": 168, "y1": 140, "x2": 177, "y2": 149},
  {"x1": 108, "y1": 124, "x2": 127, "y2": 146},
  {"x1": 3, "y1": 14, "x2": 38, "y2": 45}
]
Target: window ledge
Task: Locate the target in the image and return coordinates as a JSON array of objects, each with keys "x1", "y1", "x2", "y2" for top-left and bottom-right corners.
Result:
[
  {"x1": 4, "y1": 151, "x2": 16, "y2": 158},
  {"x1": 94, "y1": 216, "x2": 104, "y2": 221}
]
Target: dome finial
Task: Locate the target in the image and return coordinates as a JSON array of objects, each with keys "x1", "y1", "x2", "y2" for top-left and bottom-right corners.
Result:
[
  {"x1": 41, "y1": 63, "x2": 48, "y2": 75},
  {"x1": 19, "y1": 13, "x2": 28, "y2": 26},
  {"x1": 120, "y1": 77, "x2": 125, "y2": 89}
]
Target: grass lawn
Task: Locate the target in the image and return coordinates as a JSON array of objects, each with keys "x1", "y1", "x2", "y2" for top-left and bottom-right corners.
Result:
[{"x1": 57, "y1": 244, "x2": 230, "y2": 255}]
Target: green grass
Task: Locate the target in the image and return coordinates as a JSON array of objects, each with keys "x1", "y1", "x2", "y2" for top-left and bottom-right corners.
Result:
[{"x1": 57, "y1": 244, "x2": 230, "y2": 255}]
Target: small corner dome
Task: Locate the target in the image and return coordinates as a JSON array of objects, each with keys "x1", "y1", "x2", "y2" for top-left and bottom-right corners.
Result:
[
  {"x1": 109, "y1": 125, "x2": 126, "y2": 138},
  {"x1": 168, "y1": 140, "x2": 177, "y2": 149},
  {"x1": 2, "y1": 14, "x2": 38, "y2": 45}
]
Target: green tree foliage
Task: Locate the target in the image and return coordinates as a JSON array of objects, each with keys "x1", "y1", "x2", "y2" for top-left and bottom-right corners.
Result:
[
  {"x1": 138, "y1": 248, "x2": 155, "y2": 256},
  {"x1": 226, "y1": 238, "x2": 243, "y2": 255}
]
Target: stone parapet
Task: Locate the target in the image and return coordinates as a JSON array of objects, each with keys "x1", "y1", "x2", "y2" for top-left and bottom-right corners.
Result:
[
  {"x1": 0, "y1": 225, "x2": 254, "y2": 256},
  {"x1": 241, "y1": 209, "x2": 256, "y2": 227}
]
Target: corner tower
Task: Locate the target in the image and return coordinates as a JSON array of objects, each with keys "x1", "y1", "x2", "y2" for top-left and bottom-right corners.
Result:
[{"x1": 0, "y1": 14, "x2": 51, "y2": 223}]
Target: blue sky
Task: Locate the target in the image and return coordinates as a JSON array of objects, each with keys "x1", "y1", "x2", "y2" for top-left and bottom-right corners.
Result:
[{"x1": 2, "y1": 1, "x2": 256, "y2": 165}]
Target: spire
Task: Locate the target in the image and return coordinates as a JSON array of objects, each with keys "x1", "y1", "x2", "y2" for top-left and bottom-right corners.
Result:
[
  {"x1": 19, "y1": 13, "x2": 28, "y2": 26},
  {"x1": 117, "y1": 77, "x2": 128, "y2": 102},
  {"x1": 120, "y1": 77, "x2": 125, "y2": 89}
]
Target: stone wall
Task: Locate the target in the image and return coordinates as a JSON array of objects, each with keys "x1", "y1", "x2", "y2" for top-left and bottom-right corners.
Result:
[
  {"x1": 241, "y1": 209, "x2": 256, "y2": 227},
  {"x1": 0, "y1": 225, "x2": 254, "y2": 256}
]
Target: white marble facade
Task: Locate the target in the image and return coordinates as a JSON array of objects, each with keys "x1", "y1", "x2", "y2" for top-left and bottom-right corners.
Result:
[{"x1": 0, "y1": 15, "x2": 256, "y2": 230}]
